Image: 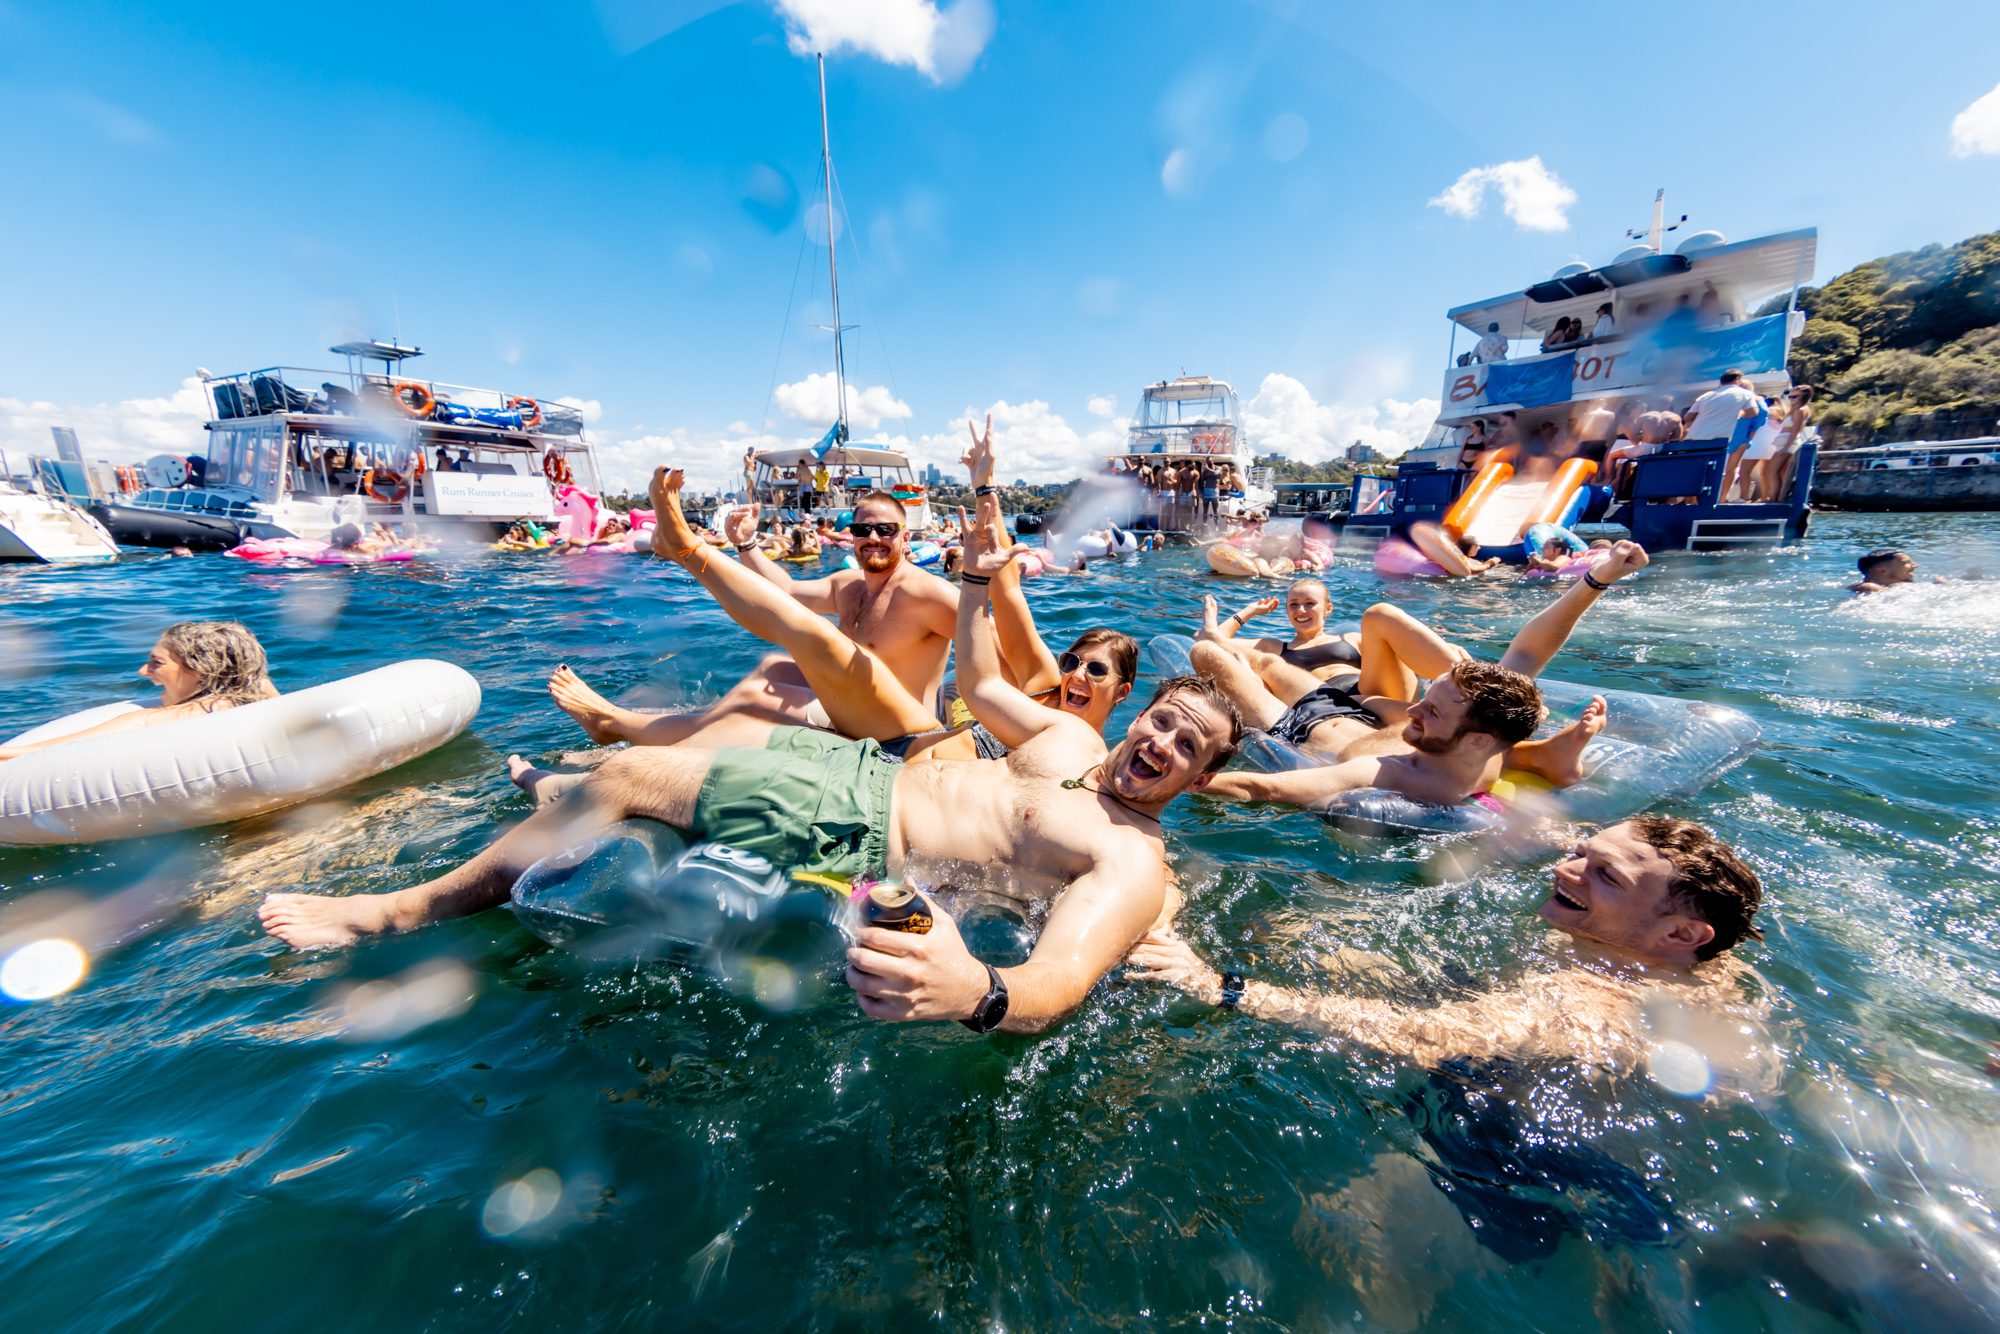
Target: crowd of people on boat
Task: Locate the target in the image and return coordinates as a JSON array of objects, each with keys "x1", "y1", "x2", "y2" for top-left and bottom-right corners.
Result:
[
  {"x1": 1468, "y1": 283, "x2": 1741, "y2": 366},
  {"x1": 1442, "y1": 368, "x2": 1817, "y2": 505}
]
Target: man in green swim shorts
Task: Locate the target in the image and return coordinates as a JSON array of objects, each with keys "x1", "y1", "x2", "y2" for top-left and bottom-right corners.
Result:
[{"x1": 260, "y1": 492, "x2": 1245, "y2": 1036}]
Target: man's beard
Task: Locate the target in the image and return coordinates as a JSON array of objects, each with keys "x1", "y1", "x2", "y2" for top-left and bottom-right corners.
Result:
[
  {"x1": 1405, "y1": 722, "x2": 1462, "y2": 756},
  {"x1": 856, "y1": 546, "x2": 900, "y2": 572}
]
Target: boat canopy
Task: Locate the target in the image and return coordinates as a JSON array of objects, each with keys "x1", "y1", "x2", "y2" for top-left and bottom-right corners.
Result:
[
  {"x1": 329, "y1": 340, "x2": 424, "y2": 363},
  {"x1": 1143, "y1": 376, "x2": 1240, "y2": 403},
  {"x1": 1448, "y1": 228, "x2": 1817, "y2": 338},
  {"x1": 754, "y1": 445, "x2": 914, "y2": 470}
]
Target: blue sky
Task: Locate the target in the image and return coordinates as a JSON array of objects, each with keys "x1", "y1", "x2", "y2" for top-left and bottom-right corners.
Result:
[{"x1": 4, "y1": 0, "x2": 1999, "y2": 487}]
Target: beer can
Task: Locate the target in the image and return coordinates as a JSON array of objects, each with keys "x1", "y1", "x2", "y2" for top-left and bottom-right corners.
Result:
[{"x1": 862, "y1": 883, "x2": 932, "y2": 934}]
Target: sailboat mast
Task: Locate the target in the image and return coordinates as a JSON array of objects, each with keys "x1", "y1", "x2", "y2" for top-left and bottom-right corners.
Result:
[{"x1": 818, "y1": 52, "x2": 848, "y2": 438}]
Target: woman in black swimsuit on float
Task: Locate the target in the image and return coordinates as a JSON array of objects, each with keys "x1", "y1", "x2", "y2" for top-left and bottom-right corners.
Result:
[{"x1": 1200, "y1": 576, "x2": 1361, "y2": 699}]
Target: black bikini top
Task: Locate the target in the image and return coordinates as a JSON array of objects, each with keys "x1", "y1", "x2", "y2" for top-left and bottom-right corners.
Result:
[{"x1": 1278, "y1": 637, "x2": 1361, "y2": 671}]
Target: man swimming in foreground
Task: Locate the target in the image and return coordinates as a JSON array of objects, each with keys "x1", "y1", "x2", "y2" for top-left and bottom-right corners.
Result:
[
  {"x1": 1129, "y1": 817, "x2": 1772, "y2": 1322},
  {"x1": 1187, "y1": 542, "x2": 1649, "y2": 811},
  {"x1": 261, "y1": 475, "x2": 1244, "y2": 1034}
]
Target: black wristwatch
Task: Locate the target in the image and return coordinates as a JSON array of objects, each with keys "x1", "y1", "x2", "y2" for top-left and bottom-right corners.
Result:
[
  {"x1": 1218, "y1": 972, "x2": 1246, "y2": 1009},
  {"x1": 959, "y1": 963, "x2": 1010, "y2": 1033}
]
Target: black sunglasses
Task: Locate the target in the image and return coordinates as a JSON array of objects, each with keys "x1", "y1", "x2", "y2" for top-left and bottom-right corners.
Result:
[
  {"x1": 1058, "y1": 652, "x2": 1114, "y2": 680},
  {"x1": 847, "y1": 521, "x2": 903, "y2": 538}
]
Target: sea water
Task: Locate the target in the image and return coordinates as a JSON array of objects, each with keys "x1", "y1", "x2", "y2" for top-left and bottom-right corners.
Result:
[{"x1": 1, "y1": 513, "x2": 1997, "y2": 1329}]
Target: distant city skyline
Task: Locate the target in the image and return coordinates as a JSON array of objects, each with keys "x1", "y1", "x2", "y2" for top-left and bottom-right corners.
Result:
[{"x1": 4, "y1": 1, "x2": 1999, "y2": 490}]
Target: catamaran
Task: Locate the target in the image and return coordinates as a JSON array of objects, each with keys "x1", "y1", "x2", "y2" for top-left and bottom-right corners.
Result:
[
  {"x1": 1348, "y1": 193, "x2": 1819, "y2": 554},
  {"x1": 96, "y1": 340, "x2": 603, "y2": 546},
  {"x1": 747, "y1": 55, "x2": 934, "y2": 535}
]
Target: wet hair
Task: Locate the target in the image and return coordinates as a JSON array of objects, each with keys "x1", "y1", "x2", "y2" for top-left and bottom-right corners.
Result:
[
  {"x1": 1066, "y1": 627, "x2": 1140, "y2": 683},
  {"x1": 1625, "y1": 816, "x2": 1764, "y2": 960},
  {"x1": 854, "y1": 490, "x2": 905, "y2": 522},
  {"x1": 1857, "y1": 548, "x2": 1906, "y2": 579},
  {"x1": 1139, "y1": 674, "x2": 1243, "y2": 772},
  {"x1": 157, "y1": 621, "x2": 274, "y2": 708},
  {"x1": 1286, "y1": 576, "x2": 1329, "y2": 605},
  {"x1": 1719, "y1": 369, "x2": 1744, "y2": 385},
  {"x1": 1445, "y1": 660, "x2": 1545, "y2": 745},
  {"x1": 329, "y1": 522, "x2": 365, "y2": 549}
]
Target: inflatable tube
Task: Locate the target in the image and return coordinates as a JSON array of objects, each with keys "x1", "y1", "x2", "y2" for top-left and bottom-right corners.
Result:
[
  {"x1": 1074, "y1": 534, "x2": 1112, "y2": 560},
  {"x1": 1206, "y1": 544, "x2": 1265, "y2": 578},
  {"x1": 0, "y1": 660, "x2": 481, "y2": 846},
  {"x1": 1146, "y1": 633, "x2": 1760, "y2": 840},
  {"x1": 1373, "y1": 536, "x2": 1449, "y2": 578},
  {"x1": 1524, "y1": 552, "x2": 1606, "y2": 579},
  {"x1": 312, "y1": 547, "x2": 418, "y2": 566},
  {"x1": 1520, "y1": 522, "x2": 1588, "y2": 565},
  {"x1": 552, "y1": 483, "x2": 600, "y2": 540},
  {"x1": 226, "y1": 537, "x2": 327, "y2": 562}
]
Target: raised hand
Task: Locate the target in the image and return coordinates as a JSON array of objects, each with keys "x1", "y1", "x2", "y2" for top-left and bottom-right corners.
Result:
[
  {"x1": 1596, "y1": 540, "x2": 1649, "y2": 582},
  {"x1": 960, "y1": 503, "x2": 1025, "y2": 580},
  {"x1": 961, "y1": 412, "x2": 996, "y2": 489},
  {"x1": 723, "y1": 503, "x2": 761, "y2": 549},
  {"x1": 1243, "y1": 595, "x2": 1281, "y2": 621}
]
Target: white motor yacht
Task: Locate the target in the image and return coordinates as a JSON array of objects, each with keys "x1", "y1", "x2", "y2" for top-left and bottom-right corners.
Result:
[{"x1": 0, "y1": 471, "x2": 120, "y2": 563}]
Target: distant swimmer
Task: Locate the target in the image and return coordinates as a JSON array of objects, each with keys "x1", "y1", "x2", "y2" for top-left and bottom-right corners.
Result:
[
  {"x1": 1849, "y1": 546, "x2": 1946, "y2": 594},
  {"x1": 1187, "y1": 542, "x2": 1650, "y2": 809},
  {"x1": 1129, "y1": 818, "x2": 1772, "y2": 1320},
  {"x1": 1405, "y1": 519, "x2": 1500, "y2": 577},
  {"x1": 260, "y1": 491, "x2": 1244, "y2": 1037},
  {"x1": 0, "y1": 622, "x2": 277, "y2": 763}
]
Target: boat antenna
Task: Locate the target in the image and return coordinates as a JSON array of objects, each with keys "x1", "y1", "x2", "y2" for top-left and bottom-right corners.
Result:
[
  {"x1": 1625, "y1": 188, "x2": 1688, "y2": 254},
  {"x1": 817, "y1": 52, "x2": 849, "y2": 444}
]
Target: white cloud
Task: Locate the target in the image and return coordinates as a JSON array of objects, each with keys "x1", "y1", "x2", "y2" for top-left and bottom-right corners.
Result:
[
  {"x1": 1241, "y1": 373, "x2": 1437, "y2": 463},
  {"x1": 1160, "y1": 147, "x2": 1193, "y2": 196},
  {"x1": 910, "y1": 399, "x2": 1129, "y2": 485},
  {"x1": 0, "y1": 377, "x2": 210, "y2": 464},
  {"x1": 772, "y1": 371, "x2": 912, "y2": 431},
  {"x1": 772, "y1": 0, "x2": 993, "y2": 85},
  {"x1": 1951, "y1": 82, "x2": 2000, "y2": 157},
  {"x1": 552, "y1": 396, "x2": 604, "y2": 425},
  {"x1": 1428, "y1": 156, "x2": 1576, "y2": 232},
  {"x1": 1085, "y1": 394, "x2": 1118, "y2": 418}
]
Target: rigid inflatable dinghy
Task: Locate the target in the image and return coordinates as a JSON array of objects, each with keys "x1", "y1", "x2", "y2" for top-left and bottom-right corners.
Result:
[{"x1": 0, "y1": 659, "x2": 481, "y2": 845}]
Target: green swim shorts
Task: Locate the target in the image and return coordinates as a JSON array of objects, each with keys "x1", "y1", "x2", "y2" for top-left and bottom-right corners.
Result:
[{"x1": 689, "y1": 726, "x2": 898, "y2": 879}]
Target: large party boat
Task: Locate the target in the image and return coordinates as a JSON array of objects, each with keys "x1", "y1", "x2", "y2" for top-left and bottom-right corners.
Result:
[
  {"x1": 1347, "y1": 195, "x2": 1820, "y2": 554},
  {"x1": 96, "y1": 340, "x2": 602, "y2": 547},
  {"x1": 1114, "y1": 376, "x2": 1275, "y2": 531}
]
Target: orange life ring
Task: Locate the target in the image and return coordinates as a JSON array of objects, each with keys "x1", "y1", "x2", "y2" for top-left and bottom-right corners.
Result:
[
  {"x1": 542, "y1": 451, "x2": 574, "y2": 487},
  {"x1": 364, "y1": 467, "x2": 410, "y2": 504},
  {"x1": 390, "y1": 381, "x2": 434, "y2": 418},
  {"x1": 508, "y1": 396, "x2": 543, "y2": 428}
]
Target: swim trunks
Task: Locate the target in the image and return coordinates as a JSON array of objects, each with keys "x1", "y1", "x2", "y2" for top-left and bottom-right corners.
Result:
[
  {"x1": 1267, "y1": 680, "x2": 1383, "y2": 746},
  {"x1": 690, "y1": 726, "x2": 897, "y2": 879}
]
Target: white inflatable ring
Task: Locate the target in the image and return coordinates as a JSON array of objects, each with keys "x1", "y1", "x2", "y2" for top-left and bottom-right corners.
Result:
[{"x1": 1, "y1": 659, "x2": 481, "y2": 846}]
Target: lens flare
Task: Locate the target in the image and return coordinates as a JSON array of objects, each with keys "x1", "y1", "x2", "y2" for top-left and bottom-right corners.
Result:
[
  {"x1": 482, "y1": 1168, "x2": 564, "y2": 1238},
  {"x1": 0, "y1": 938, "x2": 90, "y2": 1001}
]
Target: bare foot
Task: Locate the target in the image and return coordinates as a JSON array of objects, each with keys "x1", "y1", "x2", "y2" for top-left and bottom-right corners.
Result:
[
  {"x1": 648, "y1": 467, "x2": 699, "y2": 560},
  {"x1": 548, "y1": 665, "x2": 631, "y2": 744},
  {"x1": 504, "y1": 754, "x2": 589, "y2": 809},
  {"x1": 1197, "y1": 594, "x2": 1224, "y2": 643},
  {"x1": 259, "y1": 891, "x2": 402, "y2": 949},
  {"x1": 1515, "y1": 695, "x2": 1608, "y2": 787}
]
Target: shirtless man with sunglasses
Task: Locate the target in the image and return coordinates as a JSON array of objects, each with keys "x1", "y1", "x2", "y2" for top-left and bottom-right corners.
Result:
[{"x1": 547, "y1": 462, "x2": 963, "y2": 749}]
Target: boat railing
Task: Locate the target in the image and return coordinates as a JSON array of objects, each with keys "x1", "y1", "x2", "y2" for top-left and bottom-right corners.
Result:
[
  {"x1": 1815, "y1": 438, "x2": 2000, "y2": 471},
  {"x1": 127, "y1": 487, "x2": 266, "y2": 519},
  {"x1": 205, "y1": 367, "x2": 588, "y2": 437}
]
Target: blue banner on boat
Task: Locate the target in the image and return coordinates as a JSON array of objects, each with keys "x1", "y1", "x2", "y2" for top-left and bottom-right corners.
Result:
[
  {"x1": 1680, "y1": 314, "x2": 1789, "y2": 383},
  {"x1": 1484, "y1": 352, "x2": 1576, "y2": 409}
]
